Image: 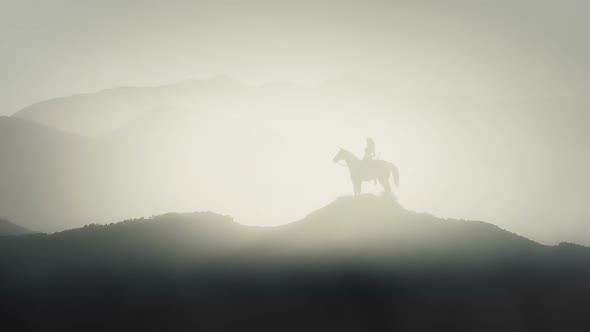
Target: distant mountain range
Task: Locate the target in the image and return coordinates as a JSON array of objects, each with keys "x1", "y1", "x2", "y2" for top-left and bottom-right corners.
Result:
[
  {"x1": 11, "y1": 76, "x2": 383, "y2": 137},
  {"x1": 13, "y1": 76, "x2": 253, "y2": 136}
]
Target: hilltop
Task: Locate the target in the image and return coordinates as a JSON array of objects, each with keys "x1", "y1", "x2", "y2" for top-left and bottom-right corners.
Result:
[{"x1": 0, "y1": 195, "x2": 583, "y2": 270}]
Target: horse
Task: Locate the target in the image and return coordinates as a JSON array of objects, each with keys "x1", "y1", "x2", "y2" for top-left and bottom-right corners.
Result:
[{"x1": 333, "y1": 148, "x2": 399, "y2": 196}]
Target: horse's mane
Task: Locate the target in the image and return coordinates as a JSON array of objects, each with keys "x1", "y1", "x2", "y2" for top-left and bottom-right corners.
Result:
[{"x1": 340, "y1": 149, "x2": 360, "y2": 161}]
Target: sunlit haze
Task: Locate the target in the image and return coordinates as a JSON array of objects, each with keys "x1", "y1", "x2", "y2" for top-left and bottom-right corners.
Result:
[{"x1": 1, "y1": 0, "x2": 589, "y2": 245}]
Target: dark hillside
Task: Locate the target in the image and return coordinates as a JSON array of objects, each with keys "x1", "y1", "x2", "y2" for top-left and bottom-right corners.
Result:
[{"x1": 0, "y1": 196, "x2": 589, "y2": 332}]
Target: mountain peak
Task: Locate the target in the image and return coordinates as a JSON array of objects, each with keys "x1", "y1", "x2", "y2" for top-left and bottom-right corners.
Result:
[{"x1": 11, "y1": 75, "x2": 249, "y2": 136}]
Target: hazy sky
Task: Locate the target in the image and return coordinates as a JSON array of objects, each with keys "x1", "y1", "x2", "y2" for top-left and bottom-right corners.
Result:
[
  {"x1": 2, "y1": 0, "x2": 589, "y2": 114},
  {"x1": 1, "y1": 0, "x2": 589, "y2": 244}
]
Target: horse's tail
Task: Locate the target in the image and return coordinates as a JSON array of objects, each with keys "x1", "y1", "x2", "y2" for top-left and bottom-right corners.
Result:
[{"x1": 389, "y1": 163, "x2": 399, "y2": 187}]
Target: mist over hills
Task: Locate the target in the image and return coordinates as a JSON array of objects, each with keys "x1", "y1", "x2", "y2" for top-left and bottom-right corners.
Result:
[
  {"x1": 0, "y1": 116, "x2": 150, "y2": 231},
  {"x1": 4, "y1": 76, "x2": 590, "y2": 244},
  {"x1": 2, "y1": 77, "x2": 394, "y2": 233}
]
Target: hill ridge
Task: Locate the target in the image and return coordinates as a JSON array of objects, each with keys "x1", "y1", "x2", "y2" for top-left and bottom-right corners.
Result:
[{"x1": 0, "y1": 218, "x2": 34, "y2": 236}]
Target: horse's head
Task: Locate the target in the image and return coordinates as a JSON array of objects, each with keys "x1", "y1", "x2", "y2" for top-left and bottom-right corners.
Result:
[
  {"x1": 333, "y1": 148, "x2": 356, "y2": 164},
  {"x1": 333, "y1": 148, "x2": 345, "y2": 163}
]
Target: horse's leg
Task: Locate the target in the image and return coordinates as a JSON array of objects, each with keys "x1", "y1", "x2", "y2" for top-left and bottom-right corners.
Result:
[
  {"x1": 379, "y1": 176, "x2": 391, "y2": 195},
  {"x1": 353, "y1": 179, "x2": 361, "y2": 196}
]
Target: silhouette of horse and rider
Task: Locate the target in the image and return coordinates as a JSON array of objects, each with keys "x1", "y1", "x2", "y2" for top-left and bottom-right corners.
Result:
[{"x1": 333, "y1": 138, "x2": 399, "y2": 196}]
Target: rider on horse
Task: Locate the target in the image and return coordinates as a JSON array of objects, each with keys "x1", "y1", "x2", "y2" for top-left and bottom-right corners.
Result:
[
  {"x1": 363, "y1": 137, "x2": 376, "y2": 161},
  {"x1": 332, "y1": 137, "x2": 399, "y2": 196}
]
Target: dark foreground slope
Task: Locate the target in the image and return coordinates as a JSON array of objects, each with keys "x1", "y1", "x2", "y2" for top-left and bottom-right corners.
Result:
[{"x1": 1, "y1": 196, "x2": 589, "y2": 332}]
